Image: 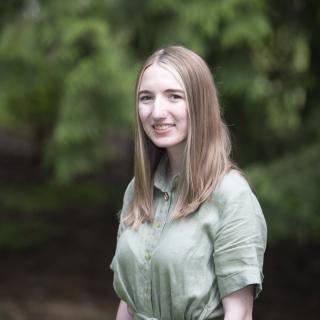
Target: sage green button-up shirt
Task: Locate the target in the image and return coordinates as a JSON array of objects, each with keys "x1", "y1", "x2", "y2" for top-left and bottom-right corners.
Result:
[{"x1": 111, "y1": 158, "x2": 267, "y2": 320}]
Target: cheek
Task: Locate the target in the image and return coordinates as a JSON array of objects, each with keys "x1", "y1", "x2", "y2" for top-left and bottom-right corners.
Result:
[
  {"x1": 138, "y1": 106, "x2": 149, "y2": 122},
  {"x1": 138, "y1": 107, "x2": 152, "y2": 132},
  {"x1": 178, "y1": 108, "x2": 188, "y2": 129}
]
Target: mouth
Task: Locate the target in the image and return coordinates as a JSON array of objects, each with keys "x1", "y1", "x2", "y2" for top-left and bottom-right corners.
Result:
[{"x1": 153, "y1": 124, "x2": 175, "y2": 130}]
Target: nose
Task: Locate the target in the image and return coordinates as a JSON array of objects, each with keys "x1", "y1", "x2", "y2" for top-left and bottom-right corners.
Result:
[{"x1": 152, "y1": 96, "x2": 166, "y2": 119}]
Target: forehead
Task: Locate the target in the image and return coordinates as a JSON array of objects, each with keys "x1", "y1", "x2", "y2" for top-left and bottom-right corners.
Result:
[{"x1": 139, "y1": 63, "x2": 185, "y2": 92}]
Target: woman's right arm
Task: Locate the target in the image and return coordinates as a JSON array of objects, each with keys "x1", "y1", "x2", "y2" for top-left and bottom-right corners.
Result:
[{"x1": 116, "y1": 300, "x2": 133, "y2": 320}]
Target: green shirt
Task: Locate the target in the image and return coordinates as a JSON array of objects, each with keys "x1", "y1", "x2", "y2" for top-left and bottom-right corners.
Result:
[{"x1": 111, "y1": 157, "x2": 267, "y2": 320}]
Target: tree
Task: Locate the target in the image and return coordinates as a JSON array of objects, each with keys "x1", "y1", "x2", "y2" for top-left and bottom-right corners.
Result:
[{"x1": 0, "y1": 0, "x2": 134, "y2": 182}]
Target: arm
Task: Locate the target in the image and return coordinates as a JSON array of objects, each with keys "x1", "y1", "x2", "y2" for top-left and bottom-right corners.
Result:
[
  {"x1": 222, "y1": 285, "x2": 254, "y2": 320},
  {"x1": 116, "y1": 300, "x2": 133, "y2": 320}
]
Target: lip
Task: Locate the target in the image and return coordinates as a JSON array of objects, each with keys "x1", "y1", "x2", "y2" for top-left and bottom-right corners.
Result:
[{"x1": 152, "y1": 123, "x2": 175, "y2": 134}]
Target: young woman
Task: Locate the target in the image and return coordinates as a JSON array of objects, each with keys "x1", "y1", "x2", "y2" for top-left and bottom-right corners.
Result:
[{"x1": 111, "y1": 46, "x2": 267, "y2": 320}]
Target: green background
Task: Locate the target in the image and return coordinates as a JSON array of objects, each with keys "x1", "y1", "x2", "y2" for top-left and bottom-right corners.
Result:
[{"x1": 0, "y1": 0, "x2": 319, "y2": 319}]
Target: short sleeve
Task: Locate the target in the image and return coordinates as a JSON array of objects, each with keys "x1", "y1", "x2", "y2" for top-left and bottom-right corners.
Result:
[
  {"x1": 213, "y1": 175, "x2": 267, "y2": 299},
  {"x1": 110, "y1": 178, "x2": 135, "y2": 271}
]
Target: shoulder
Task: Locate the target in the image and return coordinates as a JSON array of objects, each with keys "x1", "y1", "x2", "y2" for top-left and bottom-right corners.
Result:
[
  {"x1": 122, "y1": 177, "x2": 135, "y2": 204},
  {"x1": 209, "y1": 169, "x2": 266, "y2": 238},
  {"x1": 213, "y1": 169, "x2": 252, "y2": 205},
  {"x1": 118, "y1": 177, "x2": 135, "y2": 220},
  {"x1": 203, "y1": 169, "x2": 254, "y2": 217}
]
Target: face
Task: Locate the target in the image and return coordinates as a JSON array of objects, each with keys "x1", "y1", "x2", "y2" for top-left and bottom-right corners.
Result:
[{"x1": 138, "y1": 64, "x2": 188, "y2": 156}]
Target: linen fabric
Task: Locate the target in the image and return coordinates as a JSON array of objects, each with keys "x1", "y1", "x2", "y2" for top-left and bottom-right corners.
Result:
[{"x1": 110, "y1": 157, "x2": 267, "y2": 320}]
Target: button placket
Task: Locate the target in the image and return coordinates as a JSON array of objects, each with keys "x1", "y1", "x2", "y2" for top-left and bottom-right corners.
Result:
[
  {"x1": 141, "y1": 187, "x2": 173, "y2": 313},
  {"x1": 154, "y1": 219, "x2": 161, "y2": 228},
  {"x1": 145, "y1": 250, "x2": 151, "y2": 261}
]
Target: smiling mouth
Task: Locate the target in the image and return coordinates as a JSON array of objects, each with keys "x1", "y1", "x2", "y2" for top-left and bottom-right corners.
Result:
[{"x1": 153, "y1": 124, "x2": 175, "y2": 130}]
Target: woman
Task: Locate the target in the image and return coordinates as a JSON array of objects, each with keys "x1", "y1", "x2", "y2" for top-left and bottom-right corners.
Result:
[{"x1": 111, "y1": 46, "x2": 267, "y2": 320}]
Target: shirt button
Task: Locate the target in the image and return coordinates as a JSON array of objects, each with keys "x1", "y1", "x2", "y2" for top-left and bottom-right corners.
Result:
[
  {"x1": 154, "y1": 219, "x2": 161, "y2": 228},
  {"x1": 145, "y1": 251, "x2": 151, "y2": 261},
  {"x1": 163, "y1": 192, "x2": 169, "y2": 201}
]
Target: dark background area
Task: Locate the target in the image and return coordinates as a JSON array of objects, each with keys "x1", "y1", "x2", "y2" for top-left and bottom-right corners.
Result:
[{"x1": 0, "y1": 0, "x2": 319, "y2": 319}]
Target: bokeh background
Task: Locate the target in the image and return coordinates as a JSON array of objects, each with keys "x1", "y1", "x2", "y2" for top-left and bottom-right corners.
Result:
[{"x1": 0, "y1": 0, "x2": 319, "y2": 319}]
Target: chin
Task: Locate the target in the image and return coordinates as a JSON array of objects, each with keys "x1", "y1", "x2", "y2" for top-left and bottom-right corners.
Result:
[{"x1": 152, "y1": 139, "x2": 183, "y2": 149}]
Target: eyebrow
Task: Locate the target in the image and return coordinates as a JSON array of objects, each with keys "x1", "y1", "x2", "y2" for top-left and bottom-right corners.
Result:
[{"x1": 138, "y1": 89, "x2": 185, "y2": 96}]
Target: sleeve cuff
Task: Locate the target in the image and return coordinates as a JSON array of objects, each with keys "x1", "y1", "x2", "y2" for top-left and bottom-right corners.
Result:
[{"x1": 218, "y1": 268, "x2": 264, "y2": 299}]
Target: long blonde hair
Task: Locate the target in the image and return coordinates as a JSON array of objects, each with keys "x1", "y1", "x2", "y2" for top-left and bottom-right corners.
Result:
[{"x1": 123, "y1": 45, "x2": 237, "y2": 228}]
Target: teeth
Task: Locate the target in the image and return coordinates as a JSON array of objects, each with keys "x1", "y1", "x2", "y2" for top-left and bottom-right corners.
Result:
[{"x1": 154, "y1": 124, "x2": 173, "y2": 130}]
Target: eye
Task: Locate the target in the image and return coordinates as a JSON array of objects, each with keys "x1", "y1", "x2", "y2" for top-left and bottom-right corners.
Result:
[
  {"x1": 168, "y1": 94, "x2": 182, "y2": 101},
  {"x1": 139, "y1": 95, "x2": 153, "y2": 103}
]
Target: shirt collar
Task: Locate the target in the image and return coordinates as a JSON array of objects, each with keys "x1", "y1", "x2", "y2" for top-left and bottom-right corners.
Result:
[{"x1": 153, "y1": 154, "x2": 180, "y2": 193}]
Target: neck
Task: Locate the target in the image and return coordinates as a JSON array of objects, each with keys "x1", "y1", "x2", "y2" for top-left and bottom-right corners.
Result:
[{"x1": 166, "y1": 146, "x2": 184, "y2": 181}]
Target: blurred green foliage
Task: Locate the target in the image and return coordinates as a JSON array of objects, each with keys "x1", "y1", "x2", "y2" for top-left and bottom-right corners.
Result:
[
  {"x1": 248, "y1": 143, "x2": 320, "y2": 243},
  {"x1": 0, "y1": 0, "x2": 319, "y2": 248}
]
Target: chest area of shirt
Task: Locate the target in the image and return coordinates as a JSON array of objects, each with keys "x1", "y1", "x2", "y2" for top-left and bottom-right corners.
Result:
[{"x1": 117, "y1": 197, "x2": 220, "y2": 268}]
